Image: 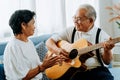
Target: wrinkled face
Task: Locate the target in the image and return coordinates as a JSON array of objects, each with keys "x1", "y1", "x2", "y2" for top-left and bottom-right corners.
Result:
[
  {"x1": 73, "y1": 8, "x2": 93, "y2": 32},
  {"x1": 21, "y1": 18, "x2": 35, "y2": 37}
]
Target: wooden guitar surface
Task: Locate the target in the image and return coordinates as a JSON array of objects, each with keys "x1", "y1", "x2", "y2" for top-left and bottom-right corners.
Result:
[
  {"x1": 45, "y1": 37, "x2": 120, "y2": 79},
  {"x1": 45, "y1": 38, "x2": 88, "y2": 79}
]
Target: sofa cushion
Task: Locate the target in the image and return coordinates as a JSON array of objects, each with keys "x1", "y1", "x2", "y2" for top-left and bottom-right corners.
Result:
[
  {"x1": 0, "y1": 64, "x2": 6, "y2": 80},
  {"x1": 30, "y1": 34, "x2": 52, "y2": 46},
  {"x1": 0, "y1": 42, "x2": 7, "y2": 56},
  {"x1": 35, "y1": 42, "x2": 48, "y2": 61},
  {"x1": 0, "y1": 55, "x2": 3, "y2": 64},
  {"x1": 35, "y1": 42, "x2": 50, "y2": 80}
]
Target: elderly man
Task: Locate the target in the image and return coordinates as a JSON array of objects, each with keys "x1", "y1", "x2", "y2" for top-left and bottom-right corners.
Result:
[{"x1": 46, "y1": 4, "x2": 114, "y2": 80}]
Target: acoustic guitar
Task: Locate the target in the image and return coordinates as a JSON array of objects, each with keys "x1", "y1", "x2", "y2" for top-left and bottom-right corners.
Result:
[{"x1": 45, "y1": 37, "x2": 120, "y2": 80}]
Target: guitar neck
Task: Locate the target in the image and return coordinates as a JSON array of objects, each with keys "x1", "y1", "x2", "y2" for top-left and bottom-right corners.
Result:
[
  {"x1": 77, "y1": 37, "x2": 120, "y2": 56},
  {"x1": 77, "y1": 43, "x2": 102, "y2": 56}
]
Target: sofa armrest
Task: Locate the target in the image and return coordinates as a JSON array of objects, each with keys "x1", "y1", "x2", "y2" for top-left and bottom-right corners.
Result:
[
  {"x1": 0, "y1": 55, "x2": 3, "y2": 64},
  {"x1": 0, "y1": 64, "x2": 6, "y2": 80},
  {"x1": 109, "y1": 67, "x2": 120, "y2": 80}
]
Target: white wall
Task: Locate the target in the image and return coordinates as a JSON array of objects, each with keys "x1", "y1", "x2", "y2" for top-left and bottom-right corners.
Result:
[
  {"x1": 0, "y1": 0, "x2": 36, "y2": 41},
  {"x1": 99, "y1": 0, "x2": 120, "y2": 54},
  {"x1": 99, "y1": 0, "x2": 114, "y2": 37},
  {"x1": 0, "y1": 0, "x2": 119, "y2": 40},
  {"x1": 99, "y1": 0, "x2": 120, "y2": 38},
  {"x1": 112, "y1": 0, "x2": 120, "y2": 38}
]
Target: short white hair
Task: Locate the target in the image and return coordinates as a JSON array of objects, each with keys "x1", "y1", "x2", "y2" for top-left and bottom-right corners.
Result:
[{"x1": 77, "y1": 4, "x2": 96, "y2": 21}]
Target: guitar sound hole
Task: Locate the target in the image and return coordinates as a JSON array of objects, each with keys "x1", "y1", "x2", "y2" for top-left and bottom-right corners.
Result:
[{"x1": 69, "y1": 49, "x2": 78, "y2": 59}]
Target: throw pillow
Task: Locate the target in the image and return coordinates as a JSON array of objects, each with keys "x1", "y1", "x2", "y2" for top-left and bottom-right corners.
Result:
[
  {"x1": 35, "y1": 42, "x2": 48, "y2": 61},
  {"x1": 35, "y1": 42, "x2": 50, "y2": 80}
]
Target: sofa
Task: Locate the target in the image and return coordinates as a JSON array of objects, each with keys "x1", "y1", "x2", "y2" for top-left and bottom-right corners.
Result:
[{"x1": 0, "y1": 34, "x2": 120, "y2": 80}]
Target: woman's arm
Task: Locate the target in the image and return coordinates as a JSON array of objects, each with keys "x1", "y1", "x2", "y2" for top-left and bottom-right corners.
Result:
[{"x1": 23, "y1": 54, "x2": 63, "y2": 80}]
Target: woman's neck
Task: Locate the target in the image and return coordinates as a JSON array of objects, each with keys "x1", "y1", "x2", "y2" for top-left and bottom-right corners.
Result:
[{"x1": 15, "y1": 34, "x2": 28, "y2": 42}]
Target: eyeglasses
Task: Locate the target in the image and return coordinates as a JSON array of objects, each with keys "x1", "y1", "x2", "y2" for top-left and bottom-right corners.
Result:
[{"x1": 73, "y1": 16, "x2": 88, "y2": 23}]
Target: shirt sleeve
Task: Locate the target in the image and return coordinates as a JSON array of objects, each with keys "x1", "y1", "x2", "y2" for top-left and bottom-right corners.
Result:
[
  {"x1": 4, "y1": 43, "x2": 30, "y2": 79},
  {"x1": 99, "y1": 29, "x2": 111, "y2": 53},
  {"x1": 99, "y1": 30, "x2": 110, "y2": 42},
  {"x1": 51, "y1": 27, "x2": 74, "y2": 42},
  {"x1": 13, "y1": 46, "x2": 30, "y2": 78}
]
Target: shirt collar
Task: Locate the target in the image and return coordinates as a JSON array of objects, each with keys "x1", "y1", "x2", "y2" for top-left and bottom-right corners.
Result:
[{"x1": 77, "y1": 25, "x2": 96, "y2": 35}]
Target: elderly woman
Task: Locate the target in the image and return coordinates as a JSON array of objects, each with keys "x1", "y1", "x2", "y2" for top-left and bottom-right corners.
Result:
[{"x1": 3, "y1": 10, "x2": 64, "y2": 80}]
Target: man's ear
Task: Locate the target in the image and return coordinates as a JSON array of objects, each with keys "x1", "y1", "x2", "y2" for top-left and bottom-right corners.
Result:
[{"x1": 89, "y1": 18, "x2": 93, "y2": 23}]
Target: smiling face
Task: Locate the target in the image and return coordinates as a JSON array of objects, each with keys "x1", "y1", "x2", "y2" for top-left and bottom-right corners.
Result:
[
  {"x1": 73, "y1": 8, "x2": 94, "y2": 32},
  {"x1": 21, "y1": 18, "x2": 35, "y2": 37}
]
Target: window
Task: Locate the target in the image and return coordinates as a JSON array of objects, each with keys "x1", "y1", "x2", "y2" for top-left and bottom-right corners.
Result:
[
  {"x1": 0, "y1": 0, "x2": 99, "y2": 42},
  {"x1": 0, "y1": 0, "x2": 35, "y2": 42},
  {"x1": 36, "y1": 0, "x2": 99, "y2": 35},
  {"x1": 65, "y1": 0, "x2": 99, "y2": 27}
]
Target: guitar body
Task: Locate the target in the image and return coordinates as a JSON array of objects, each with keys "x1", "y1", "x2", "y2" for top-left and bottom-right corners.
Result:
[
  {"x1": 45, "y1": 37, "x2": 120, "y2": 79},
  {"x1": 45, "y1": 38, "x2": 88, "y2": 80}
]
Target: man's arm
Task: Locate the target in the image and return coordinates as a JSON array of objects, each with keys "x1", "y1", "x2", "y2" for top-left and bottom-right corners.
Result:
[
  {"x1": 102, "y1": 38, "x2": 115, "y2": 65},
  {"x1": 102, "y1": 50, "x2": 113, "y2": 65},
  {"x1": 46, "y1": 38, "x2": 61, "y2": 54},
  {"x1": 46, "y1": 38, "x2": 68, "y2": 57}
]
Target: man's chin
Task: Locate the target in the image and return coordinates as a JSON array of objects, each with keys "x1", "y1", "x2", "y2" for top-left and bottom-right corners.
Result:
[
  {"x1": 75, "y1": 26, "x2": 79, "y2": 30},
  {"x1": 76, "y1": 27, "x2": 83, "y2": 31}
]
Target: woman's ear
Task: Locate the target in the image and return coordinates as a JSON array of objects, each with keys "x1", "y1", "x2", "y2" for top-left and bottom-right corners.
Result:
[{"x1": 21, "y1": 22, "x2": 26, "y2": 30}]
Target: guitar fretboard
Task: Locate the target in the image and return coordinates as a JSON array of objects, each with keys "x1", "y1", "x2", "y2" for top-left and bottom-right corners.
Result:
[{"x1": 77, "y1": 37, "x2": 120, "y2": 56}]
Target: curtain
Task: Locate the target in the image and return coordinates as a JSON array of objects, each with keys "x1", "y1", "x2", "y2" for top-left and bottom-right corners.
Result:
[
  {"x1": 0, "y1": 0, "x2": 99, "y2": 41},
  {"x1": 35, "y1": 0, "x2": 99, "y2": 35},
  {"x1": 0, "y1": 0, "x2": 35, "y2": 41},
  {"x1": 35, "y1": 0, "x2": 66, "y2": 35},
  {"x1": 65, "y1": 0, "x2": 99, "y2": 27}
]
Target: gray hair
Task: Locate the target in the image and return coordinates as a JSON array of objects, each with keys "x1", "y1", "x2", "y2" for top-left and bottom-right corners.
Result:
[{"x1": 77, "y1": 4, "x2": 96, "y2": 21}]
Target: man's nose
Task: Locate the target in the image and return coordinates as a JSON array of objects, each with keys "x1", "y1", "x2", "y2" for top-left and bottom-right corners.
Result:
[{"x1": 74, "y1": 19, "x2": 81, "y2": 24}]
